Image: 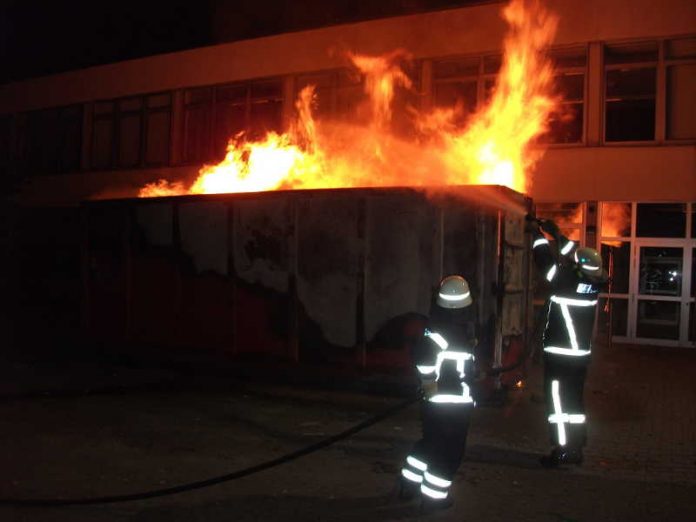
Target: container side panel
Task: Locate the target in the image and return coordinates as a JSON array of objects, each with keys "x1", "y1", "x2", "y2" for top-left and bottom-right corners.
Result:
[
  {"x1": 135, "y1": 203, "x2": 173, "y2": 247},
  {"x1": 233, "y1": 197, "x2": 292, "y2": 358},
  {"x1": 364, "y1": 192, "x2": 435, "y2": 368},
  {"x1": 11, "y1": 207, "x2": 82, "y2": 351},
  {"x1": 179, "y1": 202, "x2": 227, "y2": 276},
  {"x1": 297, "y1": 195, "x2": 359, "y2": 351},
  {"x1": 441, "y1": 200, "x2": 480, "y2": 298},
  {"x1": 234, "y1": 198, "x2": 290, "y2": 293},
  {"x1": 131, "y1": 202, "x2": 181, "y2": 348},
  {"x1": 87, "y1": 206, "x2": 127, "y2": 342}
]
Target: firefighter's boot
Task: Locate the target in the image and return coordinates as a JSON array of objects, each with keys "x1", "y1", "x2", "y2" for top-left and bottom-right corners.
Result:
[
  {"x1": 396, "y1": 477, "x2": 420, "y2": 501},
  {"x1": 540, "y1": 446, "x2": 584, "y2": 468},
  {"x1": 420, "y1": 494, "x2": 454, "y2": 514}
]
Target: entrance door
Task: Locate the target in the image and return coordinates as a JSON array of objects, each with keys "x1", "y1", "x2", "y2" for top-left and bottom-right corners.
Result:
[{"x1": 630, "y1": 243, "x2": 694, "y2": 346}]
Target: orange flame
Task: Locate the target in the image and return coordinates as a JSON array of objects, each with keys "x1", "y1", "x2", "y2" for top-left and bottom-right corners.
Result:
[
  {"x1": 139, "y1": 0, "x2": 559, "y2": 199},
  {"x1": 600, "y1": 203, "x2": 631, "y2": 247},
  {"x1": 349, "y1": 50, "x2": 413, "y2": 130}
]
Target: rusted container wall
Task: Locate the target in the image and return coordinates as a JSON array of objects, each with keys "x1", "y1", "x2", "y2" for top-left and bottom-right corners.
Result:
[{"x1": 82, "y1": 186, "x2": 531, "y2": 376}]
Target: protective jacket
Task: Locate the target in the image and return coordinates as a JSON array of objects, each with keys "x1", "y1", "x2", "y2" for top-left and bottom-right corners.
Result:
[
  {"x1": 532, "y1": 232, "x2": 603, "y2": 357},
  {"x1": 532, "y1": 228, "x2": 607, "y2": 449},
  {"x1": 413, "y1": 307, "x2": 477, "y2": 404},
  {"x1": 401, "y1": 305, "x2": 476, "y2": 501}
]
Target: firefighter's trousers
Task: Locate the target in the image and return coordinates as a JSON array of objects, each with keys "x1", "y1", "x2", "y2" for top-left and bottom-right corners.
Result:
[
  {"x1": 543, "y1": 351, "x2": 589, "y2": 448},
  {"x1": 401, "y1": 400, "x2": 472, "y2": 500}
]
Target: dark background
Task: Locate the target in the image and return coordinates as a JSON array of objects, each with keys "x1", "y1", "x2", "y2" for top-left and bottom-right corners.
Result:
[{"x1": 0, "y1": 0, "x2": 490, "y2": 83}]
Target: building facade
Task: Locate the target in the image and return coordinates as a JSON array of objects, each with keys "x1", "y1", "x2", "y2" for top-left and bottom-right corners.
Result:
[{"x1": 0, "y1": 0, "x2": 694, "y2": 347}]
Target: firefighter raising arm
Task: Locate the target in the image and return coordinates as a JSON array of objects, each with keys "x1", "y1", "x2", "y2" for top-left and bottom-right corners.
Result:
[{"x1": 526, "y1": 215, "x2": 576, "y2": 283}]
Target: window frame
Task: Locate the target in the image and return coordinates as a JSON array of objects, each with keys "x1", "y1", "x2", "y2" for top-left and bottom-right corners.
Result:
[
  {"x1": 294, "y1": 68, "x2": 364, "y2": 120},
  {"x1": 429, "y1": 46, "x2": 588, "y2": 147},
  {"x1": 180, "y1": 76, "x2": 285, "y2": 165},
  {"x1": 602, "y1": 36, "x2": 696, "y2": 146},
  {"x1": 544, "y1": 45, "x2": 588, "y2": 146},
  {"x1": 91, "y1": 91, "x2": 172, "y2": 171},
  {"x1": 664, "y1": 36, "x2": 696, "y2": 143},
  {"x1": 603, "y1": 41, "x2": 658, "y2": 144}
]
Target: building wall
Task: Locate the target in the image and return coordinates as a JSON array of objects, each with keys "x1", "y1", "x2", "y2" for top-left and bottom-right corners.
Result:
[
  {"x1": 0, "y1": 0, "x2": 694, "y2": 205},
  {"x1": 1, "y1": 0, "x2": 694, "y2": 112},
  {"x1": 534, "y1": 146, "x2": 696, "y2": 202}
]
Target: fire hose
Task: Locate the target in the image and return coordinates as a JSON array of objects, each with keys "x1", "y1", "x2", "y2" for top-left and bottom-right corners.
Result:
[
  {"x1": 0, "y1": 345, "x2": 539, "y2": 507},
  {"x1": 0, "y1": 392, "x2": 422, "y2": 507}
]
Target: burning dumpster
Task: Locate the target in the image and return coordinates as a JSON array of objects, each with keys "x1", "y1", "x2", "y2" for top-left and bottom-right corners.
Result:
[{"x1": 82, "y1": 184, "x2": 532, "y2": 393}]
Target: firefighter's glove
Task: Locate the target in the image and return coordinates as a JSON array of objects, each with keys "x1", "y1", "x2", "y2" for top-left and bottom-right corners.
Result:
[
  {"x1": 524, "y1": 216, "x2": 540, "y2": 233},
  {"x1": 421, "y1": 380, "x2": 438, "y2": 399},
  {"x1": 540, "y1": 219, "x2": 560, "y2": 237}
]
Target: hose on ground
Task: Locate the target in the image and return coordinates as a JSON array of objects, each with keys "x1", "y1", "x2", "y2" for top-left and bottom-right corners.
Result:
[{"x1": 0, "y1": 392, "x2": 422, "y2": 507}]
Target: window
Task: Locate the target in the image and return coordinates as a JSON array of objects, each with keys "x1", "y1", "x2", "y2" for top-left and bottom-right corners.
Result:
[
  {"x1": 57, "y1": 106, "x2": 83, "y2": 173},
  {"x1": 182, "y1": 79, "x2": 284, "y2": 164},
  {"x1": 666, "y1": 37, "x2": 696, "y2": 140},
  {"x1": 391, "y1": 61, "x2": 421, "y2": 138},
  {"x1": 598, "y1": 202, "x2": 633, "y2": 340},
  {"x1": 92, "y1": 101, "x2": 115, "y2": 169},
  {"x1": 144, "y1": 93, "x2": 171, "y2": 166},
  {"x1": 482, "y1": 55, "x2": 502, "y2": 105},
  {"x1": 248, "y1": 80, "x2": 283, "y2": 138},
  {"x1": 296, "y1": 69, "x2": 363, "y2": 120},
  {"x1": 183, "y1": 87, "x2": 213, "y2": 163},
  {"x1": 26, "y1": 109, "x2": 59, "y2": 175},
  {"x1": 636, "y1": 203, "x2": 686, "y2": 238},
  {"x1": 599, "y1": 202, "x2": 632, "y2": 295},
  {"x1": 544, "y1": 47, "x2": 586, "y2": 144},
  {"x1": 213, "y1": 79, "x2": 283, "y2": 160},
  {"x1": 604, "y1": 42, "x2": 658, "y2": 142},
  {"x1": 91, "y1": 93, "x2": 171, "y2": 170},
  {"x1": 21, "y1": 105, "x2": 82, "y2": 175},
  {"x1": 117, "y1": 97, "x2": 143, "y2": 168},
  {"x1": 600, "y1": 201, "x2": 632, "y2": 239},
  {"x1": 431, "y1": 49, "x2": 586, "y2": 144},
  {"x1": 432, "y1": 56, "x2": 479, "y2": 128},
  {"x1": 429, "y1": 54, "x2": 505, "y2": 127},
  {"x1": 535, "y1": 202, "x2": 584, "y2": 242}
]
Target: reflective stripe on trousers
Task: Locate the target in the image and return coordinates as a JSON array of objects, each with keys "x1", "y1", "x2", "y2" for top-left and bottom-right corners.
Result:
[
  {"x1": 401, "y1": 455, "x2": 427, "y2": 484},
  {"x1": 421, "y1": 470, "x2": 452, "y2": 499},
  {"x1": 548, "y1": 379, "x2": 586, "y2": 446}
]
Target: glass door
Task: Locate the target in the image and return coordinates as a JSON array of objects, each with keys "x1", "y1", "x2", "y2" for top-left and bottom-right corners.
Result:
[{"x1": 631, "y1": 243, "x2": 694, "y2": 346}]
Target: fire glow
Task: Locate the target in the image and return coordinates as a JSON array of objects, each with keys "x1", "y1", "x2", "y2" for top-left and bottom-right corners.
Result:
[{"x1": 139, "y1": 0, "x2": 560, "y2": 199}]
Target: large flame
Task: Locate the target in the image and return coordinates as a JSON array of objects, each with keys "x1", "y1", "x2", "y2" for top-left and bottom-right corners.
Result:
[{"x1": 139, "y1": 0, "x2": 559, "y2": 199}]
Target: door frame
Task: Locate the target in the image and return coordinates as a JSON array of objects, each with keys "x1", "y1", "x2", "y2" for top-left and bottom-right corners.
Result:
[
  {"x1": 599, "y1": 201, "x2": 695, "y2": 348},
  {"x1": 627, "y1": 240, "x2": 694, "y2": 347}
]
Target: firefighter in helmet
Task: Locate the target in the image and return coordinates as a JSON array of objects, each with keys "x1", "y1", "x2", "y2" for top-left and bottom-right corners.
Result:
[
  {"x1": 528, "y1": 216, "x2": 608, "y2": 467},
  {"x1": 399, "y1": 275, "x2": 477, "y2": 511}
]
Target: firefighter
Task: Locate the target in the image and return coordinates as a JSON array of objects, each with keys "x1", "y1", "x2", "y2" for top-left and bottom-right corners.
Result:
[
  {"x1": 399, "y1": 275, "x2": 478, "y2": 511},
  {"x1": 527, "y1": 216, "x2": 608, "y2": 467}
]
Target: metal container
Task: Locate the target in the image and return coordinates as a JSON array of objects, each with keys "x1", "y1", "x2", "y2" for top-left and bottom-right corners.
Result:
[{"x1": 82, "y1": 185, "x2": 532, "y2": 383}]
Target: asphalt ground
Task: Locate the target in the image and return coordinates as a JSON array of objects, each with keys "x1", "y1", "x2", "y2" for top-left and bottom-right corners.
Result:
[{"x1": 0, "y1": 341, "x2": 694, "y2": 521}]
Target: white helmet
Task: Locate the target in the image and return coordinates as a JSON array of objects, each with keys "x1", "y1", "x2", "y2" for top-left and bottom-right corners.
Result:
[
  {"x1": 436, "y1": 275, "x2": 473, "y2": 309},
  {"x1": 574, "y1": 247, "x2": 607, "y2": 280}
]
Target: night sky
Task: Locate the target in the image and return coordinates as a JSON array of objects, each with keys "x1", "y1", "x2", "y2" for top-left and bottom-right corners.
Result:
[{"x1": 0, "y1": 0, "x2": 489, "y2": 84}]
